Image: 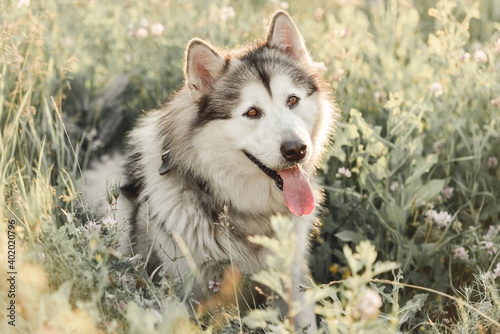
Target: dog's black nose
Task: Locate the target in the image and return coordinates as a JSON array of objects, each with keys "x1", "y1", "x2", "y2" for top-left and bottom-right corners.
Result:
[{"x1": 281, "y1": 139, "x2": 307, "y2": 162}]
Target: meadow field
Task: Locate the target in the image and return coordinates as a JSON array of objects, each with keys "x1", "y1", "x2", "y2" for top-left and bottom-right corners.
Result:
[{"x1": 1, "y1": 0, "x2": 500, "y2": 333}]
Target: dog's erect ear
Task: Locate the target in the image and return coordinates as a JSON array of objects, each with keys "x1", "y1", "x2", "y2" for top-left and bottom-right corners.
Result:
[
  {"x1": 185, "y1": 38, "x2": 226, "y2": 100},
  {"x1": 265, "y1": 10, "x2": 310, "y2": 63}
]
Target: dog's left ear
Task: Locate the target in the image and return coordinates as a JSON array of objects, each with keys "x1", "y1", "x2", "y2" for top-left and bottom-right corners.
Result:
[
  {"x1": 185, "y1": 38, "x2": 226, "y2": 101},
  {"x1": 265, "y1": 10, "x2": 310, "y2": 63}
]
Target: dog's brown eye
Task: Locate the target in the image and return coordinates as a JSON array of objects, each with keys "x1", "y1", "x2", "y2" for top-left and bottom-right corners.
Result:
[
  {"x1": 245, "y1": 108, "x2": 260, "y2": 118},
  {"x1": 288, "y1": 96, "x2": 299, "y2": 107}
]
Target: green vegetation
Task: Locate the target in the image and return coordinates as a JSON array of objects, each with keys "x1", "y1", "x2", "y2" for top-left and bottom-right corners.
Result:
[{"x1": 1, "y1": 0, "x2": 499, "y2": 333}]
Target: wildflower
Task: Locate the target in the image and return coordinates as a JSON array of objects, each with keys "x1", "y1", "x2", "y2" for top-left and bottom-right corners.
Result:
[
  {"x1": 483, "y1": 271, "x2": 493, "y2": 284},
  {"x1": 359, "y1": 289, "x2": 383, "y2": 320},
  {"x1": 102, "y1": 216, "x2": 117, "y2": 229},
  {"x1": 280, "y1": 2, "x2": 289, "y2": 9},
  {"x1": 495, "y1": 38, "x2": 500, "y2": 53},
  {"x1": 494, "y1": 263, "x2": 500, "y2": 278},
  {"x1": 337, "y1": 167, "x2": 351, "y2": 178},
  {"x1": 485, "y1": 225, "x2": 500, "y2": 241},
  {"x1": 334, "y1": 68, "x2": 345, "y2": 82},
  {"x1": 17, "y1": 0, "x2": 30, "y2": 7},
  {"x1": 452, "y1": 220, "x2": 462, "y2": 234},
  {"x1": 140, "y1": 18, "x2": 149, "y2": 27},
  {"x1": 453, "y1": 246, "x2": 469, "y2": 261},
  {"x1": 151, "y1": 23, "x2": 164, "y2": 36},
  {"x1": 208, "y1": 280, "x2": 220, "y2": 292},
  {"x1": 434, "y1": 211, "x2": 452, "y2": 228},
  {"x1": 484, "y1": 241, "x2": 498, "y2": 256},
  {"x1": 339, "y1": 27, "x2": 350, "y2": 38},
  {"x1": 443, "y1": 187, "x2": 454, "y2": 200},
  {"x1": 433, "y1": 140, "x2": 444, "y2": 153},
  {"x1": 220, "y1": 6, "x2": 235, "y2": 21},
  {"x1": 426, "y1": 210, "x2": 452, "y2": 228},
  {"x1": 85, "y1": 221, "x2": 100, "y2": 234},
  {"x1": 473, "y1": 50, "x2": 487, "y2": 63},
  {"x1": 430, "y1": 82, "x2": 443, "y2": 97},
  {"x1": 487, "y1": 156, "x2": 498, "y2": 167},
  {"x1": 460, "y1": 52, "x2": 471, "y2": 61},
  {"x1": 136, "y1": 27, "x2": 148, "y2": 38},
  {"x1": 390, "y1": 181, "x2": 400, "y2": 192},
  {"x1": 491, "y1": 97, "x2": 500, "y2": 107},
  {"x1": 329, "y1": 263, "x2": 339, "y2": 275}
]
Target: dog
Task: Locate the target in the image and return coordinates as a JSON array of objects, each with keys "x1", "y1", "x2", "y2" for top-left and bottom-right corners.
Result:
[{"x1": 89, "y1": 10, "x2": 336, "y2": 331}]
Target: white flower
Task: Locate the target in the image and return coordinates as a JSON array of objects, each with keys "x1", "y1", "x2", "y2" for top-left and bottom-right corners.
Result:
[
  {"x1": 426, "y1": 209, "x2": 452, "y2": 228},
  {"x1": 151, "y1": 23, "x2": 164, "y2": 36},
  {"x1": 102, "y1": 216, "x2": 117, "y2": 229},
  {"x1": 453, "y1": 246, "x2": 469, "y2": 261},
  {"x1": 17, "y1": 0, "x2": 30, "y2": 7},
  {"x1": 491, "y1": 97, "x2": 500, "y2": 107},
  {"x1": 359, "y1": 289, "x2": 383, "y2": 320},
  {"x1": 220, "y1": 6, "x2": 235, "y2": 21},
  {"x1": 140, "y1": 18, "x2": 149, "y2": 27},
  {"x1": 430, "y1": 82, "x2": 443, "y2": 97},
  {"x1": 495, "y1": 38, "x2": 500, "y2": 53},
  {"x1": 390, "y1": 181, "x2": 400, "y2": 192},
  {"x1": 280, "y1": 2, "x2": 289, "y2": 9},
  {"x1": 473, "y1": 49, "x2": 487, "y2": 63},
  {"x1": 136, "y1": 27, "x2": 148, "y2": 38},
  {"x1": 434, "y1": 211, "x2": 452, "y2": 228},
  {"x1": 337, "y1": 167, "x2": 351, "y2": 178}
]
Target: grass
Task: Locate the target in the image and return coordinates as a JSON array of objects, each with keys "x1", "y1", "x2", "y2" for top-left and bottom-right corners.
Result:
[{"x1": 1, "y1": 0, "x2": 500, "y2": 333}]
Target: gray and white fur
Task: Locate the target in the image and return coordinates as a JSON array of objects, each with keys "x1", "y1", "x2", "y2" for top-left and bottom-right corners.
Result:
[{"x1": 87, "y1": 10, "x2": 336, "y2": 331}]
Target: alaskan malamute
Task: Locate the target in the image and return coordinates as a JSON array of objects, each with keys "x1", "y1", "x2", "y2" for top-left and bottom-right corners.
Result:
[{"x1": 99, "y1": 10, "x2": 336, "y2": 330}]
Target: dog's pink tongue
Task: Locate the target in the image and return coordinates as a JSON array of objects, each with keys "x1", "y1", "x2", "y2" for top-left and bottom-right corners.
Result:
[{"x1": 277, "y1": 165, "x2": 314, "y2": 216}]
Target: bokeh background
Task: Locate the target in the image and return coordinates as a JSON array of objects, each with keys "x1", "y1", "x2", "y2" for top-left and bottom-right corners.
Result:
[{"x1": 1, "y1": 0, "x2": 500, "y2": 332}]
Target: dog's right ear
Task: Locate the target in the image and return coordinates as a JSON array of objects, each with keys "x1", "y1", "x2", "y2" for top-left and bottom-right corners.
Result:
[{"x1": 185, "y1": 38, "x2": 226, "y2": 101}]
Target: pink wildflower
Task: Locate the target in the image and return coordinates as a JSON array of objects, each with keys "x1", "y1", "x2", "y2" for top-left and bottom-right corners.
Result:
[
  {"x1": 494, "y1": 263, "x2": 500, "y2": 278},
  {"x1": 453, "y1": 246, "x2": 469, "y2": 261},
  {"x1": 337, "y1": 167, "x2": 351, "y2": 178},
  {"x1": 208, "y1": 280, "x2": 220, "y2": 292},
  {"x1": 443, "y1": 187, "x2": 454, "y2": 200},
  {"x1": 485, "y1": 241, "x2": 498, "y2": 256},
  {"x1": 487, "y1": 156, "x2": 498, "y2": 167}
]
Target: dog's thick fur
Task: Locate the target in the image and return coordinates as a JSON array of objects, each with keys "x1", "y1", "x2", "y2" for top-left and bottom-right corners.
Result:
[{"x1": 89, "y1": 10, "x2": 336, "y2": 331}]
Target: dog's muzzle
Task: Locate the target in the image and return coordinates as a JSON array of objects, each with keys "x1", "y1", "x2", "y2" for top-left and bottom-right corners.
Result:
[{"x1": 243, "y1": 151, "x2": 283, "y2": 190}]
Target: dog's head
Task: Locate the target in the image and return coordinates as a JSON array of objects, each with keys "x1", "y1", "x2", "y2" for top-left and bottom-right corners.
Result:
[{"x1": 182, "y1": 11, "x2": 334, "y2": 216}]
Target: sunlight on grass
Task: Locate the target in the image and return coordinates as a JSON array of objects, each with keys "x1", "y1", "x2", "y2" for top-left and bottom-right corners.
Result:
[{"x1": 1, "y1": 0, "x2": 499, "y2": 333}]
